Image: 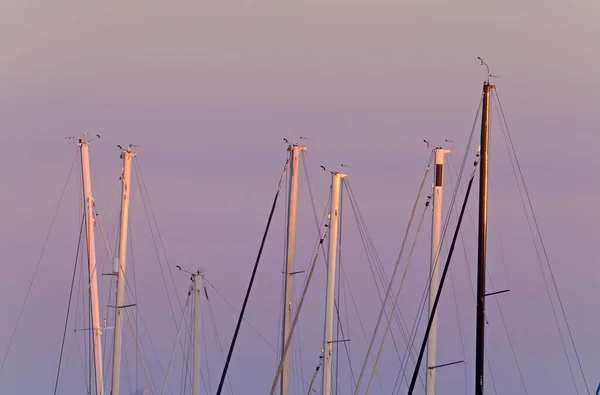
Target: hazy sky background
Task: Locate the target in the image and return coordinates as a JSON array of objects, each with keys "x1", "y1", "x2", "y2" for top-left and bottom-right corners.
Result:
[{"x1": 0, "y1": 1, "x2": 599, "y2": 394}]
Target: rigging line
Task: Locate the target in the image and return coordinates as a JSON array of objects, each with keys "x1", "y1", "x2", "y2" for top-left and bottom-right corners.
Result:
[
  {"x1": 0, "y1": 148, "x2": 78, "y2": 378},
  {"x1": 134, "y1": 158, "x2": 185, "y2": 315},
  {"x1": 301, "y1": 151, "x2": 325, "y2": 228},
  {"x1": 448, "y1": 154, "x2": 518, "y2": 395},
  {"x1": 124, "y1": 305, "x2": 159, "y2": 395},
  {"x1": 485, "y1": 345, "x2": 499, "y2": 395},
  {"x1": 407, "y1": 157, "x2": 479, "y2": 395},
  {"x1": 216, "y1": 158, "x2": 289, "y2": 395},
  {"x1": 133, "y1": 158, "x2": 196, "y2": 365},
  {"x1": 202, "y1": 301, "x2": 213, "y2": 394},
  {"x1": 333, "y1": 289, "x2": 357, "y2": 390},
  {"x1": 161, "y1": 293, "x2": 193, "y2": 395},
  {"x1": 394, "y1": 152, "x2": 478, "y2": 395},
  {"x1": 344, "y1": 189, "x2": 425, "y2": 393},
  {"x1": 132, "y1": 159, "x2": 195, "y2": 383},
  {"x1": 206, "y1": 288, "x2": 235, "y2": 395},
  {"x1": 345, "y1": 180, "x2": 424, "y2": 386},
  {"x1": 133, "y1": 160, "x2": 181, "y2": 319},
  {"x1": 269, "y1": 228, "x2": 328, "y2": 395},
  {"x1": 102, "y1": 213, "x2": 180, "y2": 394},
  {"x1": 365, "y1": 193, "x2": 431, "y2": 395},
  {"x1": 496, "y1": 92, "x2": 589, "y2": 394},
  {"x1": 75, "y1": 247, "x2": 92, "y2": 394},
  {"x1": 54, "y1": 211, "x2": 86, "y2": 395},
  {"x1": 206, "y1": 267, "x2": 316, "y2": 389},
  {"x1": 495, "y1": 88, "x2": 589, "y2": 384},
  {"x1": 448, "y1": 265, "x2": 468, "y2": 394},
  {"x1": 353, "y1": 150, "x2": 434, "y2": 395}
]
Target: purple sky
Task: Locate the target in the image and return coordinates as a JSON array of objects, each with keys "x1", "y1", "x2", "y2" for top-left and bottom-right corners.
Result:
[{"x1": 1, "y1": 1, "x2": 599, "y2": 394}]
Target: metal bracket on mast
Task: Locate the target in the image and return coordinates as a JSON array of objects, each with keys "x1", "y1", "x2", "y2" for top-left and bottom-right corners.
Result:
[
  {"x1": 326, "y1": 339, "x2": 350, "y2": 344},
  {"x1": 428, "y1": 360, "x2": 465, "y2": 370},
  {"x1": 107, "y1": 303, "x2": 137, "y2": 309},
  {"x1": 484, "y1": 289, "x2": 510, "y2": 297}
]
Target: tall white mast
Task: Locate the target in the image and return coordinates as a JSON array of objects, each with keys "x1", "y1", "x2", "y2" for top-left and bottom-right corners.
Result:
[
  {"x1": 321, "y1": 171, "x2": 345, "y2": 395},
  {"x1": 281, "y1": 143, "x2": 305, "y2": 395},
  {"x1": 78, "y1": 135, "x2": 104, "y2": 395},
  {"x1": 193, "y1": 271, "x2": 204, "y2": 395},
  {"x1": 426, "y1": 147, "x2": 449, "y2": 395},
  {"x1": 111, "y1": 146, "x2": 136, "y2": 395}
]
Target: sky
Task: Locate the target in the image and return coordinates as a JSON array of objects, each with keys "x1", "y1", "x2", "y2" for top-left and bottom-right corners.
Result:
[{"x1": 0, "y1": 1, "x2": 599, "y2": 394}]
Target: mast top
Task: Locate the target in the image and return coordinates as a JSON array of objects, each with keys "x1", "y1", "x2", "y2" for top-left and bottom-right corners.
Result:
[
  {"x1": 77, "y1": 132, "x2": 101, "y2": 146},
  {"x1": 119, "y1": 144, "x2": 137, "y2": 158},
  {"x1": 287, "y1": 144, "x2": 306, "y2": 152},
  {"x1": 477, "y1": 57, "x2": 497, "y2": 86}
]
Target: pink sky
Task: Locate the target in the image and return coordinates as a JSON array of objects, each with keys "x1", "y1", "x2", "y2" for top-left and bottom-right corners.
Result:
[{"x1": 0, "y1": 1, "x2": 599, "y2": 394}]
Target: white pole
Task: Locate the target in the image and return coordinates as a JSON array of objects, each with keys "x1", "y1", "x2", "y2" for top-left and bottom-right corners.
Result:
[
  {"x1": 193, "y1": 271, "x2": 204, "y2": 395},
  {"x1": 281, "y1": 144, "x2": 305, "y2": 395},
  {"x1": 111, "y1": 147, "x2": 136, "y2": 395},
  {"x1": 321, "y1": 171, "x2": 345, "y2": 395},
  {"x1": 78, "y1": 135, "x2": 104, "y2": 395},
  {"x1": 426, "y1": 148, "x2": 449, "y2": 395}
]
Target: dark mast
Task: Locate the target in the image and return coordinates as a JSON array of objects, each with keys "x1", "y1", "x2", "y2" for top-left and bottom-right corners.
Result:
[{"x1": 476, "y1": 76, "x2": 493, "y2": 395}]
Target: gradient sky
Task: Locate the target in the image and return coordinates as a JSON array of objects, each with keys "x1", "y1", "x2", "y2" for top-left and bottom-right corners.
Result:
[{"x1": 1, "y1": 1, "x2": 599, "y2": 395}]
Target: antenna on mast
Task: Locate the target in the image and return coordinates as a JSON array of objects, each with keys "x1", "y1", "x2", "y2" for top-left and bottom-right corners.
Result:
[{"x1": 477, "y1": 57, "x2": 492, "y2": 84}]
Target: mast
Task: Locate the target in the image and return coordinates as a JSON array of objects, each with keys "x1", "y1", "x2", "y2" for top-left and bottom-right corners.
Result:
[
  {"x1": 111, "y1": 146, "x2": 136, "y2": 395},
  {"x1": 281, "y1": 143, "x2": 305, "y2": 395},
  {"x1": 476, "y1": 81, "x2": 493, "y2": 395},
  {"x1": 193, "y1": 271, "x2": 204, "y2": 395},
  {"x1": 321, "y1": 171, "x2": 345, "y2": 395},
  {"x1": 78, "y1": 135, "x2": 104, "y2": 395},
  {"x1": 426, "y1": 147, "x2": 449, "y2": 395}
]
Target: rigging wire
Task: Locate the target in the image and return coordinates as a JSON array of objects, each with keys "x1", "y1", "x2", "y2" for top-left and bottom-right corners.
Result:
[
  {"x1": 344, "y1": 180, "x2": 425, "y2": 391},
  {"x1": 53, "y1": 211, "x2": 86, "y2": 395},
  {"x1": 353, "y1": 151, "x2": 434, "y2": 395},
  {"x1": 365, "y1": 191, "x2": 432, "y2": 395},
  {"x1": 446, "y1": 153, "x2": 505, "y2": 395},
  {"x1": 407, "y1": 155, "x2": 480, "y2": 395},
  {"x1": 493, "y1": 88, "x2": 589, "y2": 394},
  {"x1": 0, "y1": 149, "x2": 79, "y2": 379},
  {"x1": 215, "y1": 158, "x2": 289, "y2": 395},
  {"x1": 161, "y1": 293, "x2": 192, "y2": 395},
  {"x1": 269, "y1": 227, "x2": 328, "y2": 395},
  {"x1": 393, "y1": 100, "x2": 483, "y2": 395},
  {"x1": 205, "y1": 286, "x2": 235, "y2": 394},
  {"x1": 346, "y1": 178, "x2": 420, "y2": 373}
]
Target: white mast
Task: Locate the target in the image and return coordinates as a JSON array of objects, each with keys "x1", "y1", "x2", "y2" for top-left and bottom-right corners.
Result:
[
  {"x1": 426, "y1": 147, "x2": 449, "y2": 395},
  {"x1": 281, "y1": 143, "x2": 305, "y2": 395},
  {"x1": 321, "y1": 171, "x2": 345, "y2": 395},
  {"x1": 111, "y1": 146, "x2": 136, "y2": 395},
  {"x1": 78, "y1": 135, "x2": 104, "y2": 395},
  {"x1": 193, "y1": 271, "x2": 204, "y2": 395}
]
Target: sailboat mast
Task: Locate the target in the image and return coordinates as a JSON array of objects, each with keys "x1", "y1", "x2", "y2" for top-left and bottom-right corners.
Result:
[
  {"x1": 426, "y1": 147, "x2": 449, "y2": 395},
  {"x1": 476, "y1": 81, "x2": 493, "y2": 395},
  {"x1": 321, "y1": 171, "x2": 345, "y2": 395},
  {"x1": 78, "y1": 135, "x2": 104, "y2": 395},
  {"x1": 111, "y1": 147, "x2": 136, "y2": 395},
  {"x1": 281, "y1": 143, "x2": 304, "y2": 395},
  {"x1": 193, "y1": 271, "x2": 204, "y2": 395}
]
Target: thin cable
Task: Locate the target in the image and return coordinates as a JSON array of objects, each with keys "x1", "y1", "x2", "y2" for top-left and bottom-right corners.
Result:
[
  {"x1": 407, "y1": 158, "x2": 479, "y2": 395},
  {"x1": 206, "y1": 288, "x2": 235, "y2": 394},
  {"x1": 269, "y1": 229, "x2": 327, "y2": 395},
  {"x1": 53, "y1": 211, "x2": 85, "y2": 395},
  {"x1": 216, "y1": 159, "x2": 288, "y2": 395},
  {"x1": 0, "y1": 149, "x2": 78, "y2": 378},
  {"x1": 353, "y1": 151, "x2": 433, "y2": 395},
  {"x1": 494, "y1": 88, "x2": 589, "y2": 394},
  {"x1": 365, "y1": 193, "x2": 431, "y2": 394}
]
